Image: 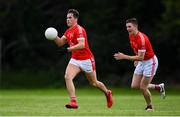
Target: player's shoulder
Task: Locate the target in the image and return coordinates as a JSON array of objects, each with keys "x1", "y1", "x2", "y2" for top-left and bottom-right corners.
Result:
[
  {"x1": 74, "y1": 24, "x2": 86, "y2": 33},
  {"x1": 138, "y1": 31, "x2": 149, "y2": 38},
  {"x1": 137, "y1": 31, "x2": 149, "y2": 40},
  {"x1": 76, "y1": 24, "x2": 85, "y2": 30}
]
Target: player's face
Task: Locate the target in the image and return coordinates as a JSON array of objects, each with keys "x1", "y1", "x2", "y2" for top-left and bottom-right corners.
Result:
[
  {"x1": 66, "y1": 13, "x2": 77, "y2": 27},
  {"x1": 126, "y1": 23, "x2": 137, "y2": 35}
]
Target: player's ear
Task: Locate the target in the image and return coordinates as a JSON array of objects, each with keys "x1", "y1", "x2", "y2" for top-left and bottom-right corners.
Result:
[{"x1": 134, "y1": 24, "x2": 138, "y2": 28}]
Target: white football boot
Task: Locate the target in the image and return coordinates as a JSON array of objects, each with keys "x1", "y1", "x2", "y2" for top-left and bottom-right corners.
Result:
[{"x1": 159, "y1": 83, "x2": 166, "y2": 99}]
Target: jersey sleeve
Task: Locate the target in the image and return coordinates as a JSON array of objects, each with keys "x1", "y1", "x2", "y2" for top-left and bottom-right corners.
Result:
[
  {"x1": 75, "y1": 26, "x2": 85, "y2": 40},
  {"x1": 137, "y1": 33, "x2": 146, "y2": 53}
]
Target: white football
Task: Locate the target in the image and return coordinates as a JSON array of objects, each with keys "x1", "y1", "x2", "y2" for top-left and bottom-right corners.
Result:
[{"x1": 45, "y1": 27, "x2": 58, "y2": 40}]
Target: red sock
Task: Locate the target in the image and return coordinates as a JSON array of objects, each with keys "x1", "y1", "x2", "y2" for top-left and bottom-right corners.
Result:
[
  {"x1": 70, "y1": 96, "x2": 76, "y2": 102},
  {"x1": 155, "y1": 85, "x2": 160, "y2": 92}
]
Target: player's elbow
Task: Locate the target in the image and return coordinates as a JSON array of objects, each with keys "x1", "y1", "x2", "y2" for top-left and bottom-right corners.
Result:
[
  {"x1": 80, "y1": 43, "x2": 85, "y2": 49},
  {"x1": 136, "y1": 56, "x2": 144, "y2": 61},
  {"x1": 138, "y1": 56, "x2": 144, "y2": 61}
]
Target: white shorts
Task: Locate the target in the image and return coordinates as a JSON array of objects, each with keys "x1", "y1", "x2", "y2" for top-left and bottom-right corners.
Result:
[
  {"x1": 69, "y1": 58, "x2": 96, "y2": 73},
  {"x1": 134, "y1": 55, "x2": 158, "y2": 77}
]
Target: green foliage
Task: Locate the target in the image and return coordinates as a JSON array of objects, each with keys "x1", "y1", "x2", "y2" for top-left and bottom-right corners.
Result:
[
  {"x1": 1, "y1": 0, "x2": 180, "y2": 88},
  {"x1": 155, "y1": 0, "x2": 180, "y2": 76},
  {"x1": 1, "y1": 70, "x2": 65, "y2": 89}
]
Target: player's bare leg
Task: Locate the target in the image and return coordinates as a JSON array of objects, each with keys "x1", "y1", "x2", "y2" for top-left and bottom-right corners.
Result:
[
  {"x1": 131, "y1": 74, "x2": 142, "y2": 89},
  {"x1": 148, "y1": 83, "x2": 166, "y2": 99},
  {"x1": 85, "y1": 71, "x2": 113, "y2": 108},
  {"x1": 140, "y1": 76, "x2": 153, "y2": 111},
  {"x1": 131, "y1": 74, "x2": 164, "y2": 95},
  {"x1": 64, "y1": 63, "x2": 81, "y2": 109}
]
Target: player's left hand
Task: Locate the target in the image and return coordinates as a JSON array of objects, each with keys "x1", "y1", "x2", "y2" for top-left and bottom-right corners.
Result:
[
  {"x1": 134, "y1": 61, "x2": 138, "y2": 67},
  {"x1": 114, "y1": 52, "x2": 126, "y2": 60}
]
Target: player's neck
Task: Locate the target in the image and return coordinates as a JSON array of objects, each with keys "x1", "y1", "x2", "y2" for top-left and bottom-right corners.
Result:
[
  {"x1": 132, "y1": 30, "x2": 139, "y2": 37},
  {"x1": 71, "y1": 23, "x2": 78, "y2": 28}
]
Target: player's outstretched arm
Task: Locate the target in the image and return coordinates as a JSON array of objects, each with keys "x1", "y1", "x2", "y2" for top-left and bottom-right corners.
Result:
[
  {"x1": 114, "y1": 50, "x2": 145, "y2": 61},
  {"x1": 54, "y1": 36, "x2": 67, "y2": 47}
]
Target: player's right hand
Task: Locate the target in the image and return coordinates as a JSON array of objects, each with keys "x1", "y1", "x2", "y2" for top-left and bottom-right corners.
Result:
[{"x1": 114, "y1": 52, "x2": 126, "y2": 60}]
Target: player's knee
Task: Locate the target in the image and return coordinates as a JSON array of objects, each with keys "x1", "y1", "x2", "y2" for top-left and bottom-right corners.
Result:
[
  {"x1": 140, "y1": 86, "x2": 146, "y2": 91},
  {"x1": 90, "y1": 81, "x2": 98, "y2": 87},
  {"x1": 92, "y1": 82, "x2": 97, "y2": 87},
  {"x1": 64, "y1": 74, "x2": 71, "y2": 81},
  {"x1": 131, "y1": 84, "x2": 140, "y2": 89}
]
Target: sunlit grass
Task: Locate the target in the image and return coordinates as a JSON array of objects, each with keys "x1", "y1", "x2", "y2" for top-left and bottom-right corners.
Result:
[{"x1": 0, "y1": 88, "x2": 180, "y2": 116}]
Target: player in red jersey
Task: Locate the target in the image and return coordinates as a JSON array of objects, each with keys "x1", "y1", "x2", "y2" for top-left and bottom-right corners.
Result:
[
  {"x1": 54, "y1": 9, "x2": 113, "y2": 109},
  {"x1": 114, "y1": 18, "x2": 165, "y2": 111}
]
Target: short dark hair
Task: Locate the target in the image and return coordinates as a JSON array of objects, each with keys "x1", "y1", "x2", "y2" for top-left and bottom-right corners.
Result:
[
  {"x1": 68, "y1": 9, "x2": 79, "y2": 19},
  {"x1": 126, "y1": 18, "x2": 138, "y2": 26}
]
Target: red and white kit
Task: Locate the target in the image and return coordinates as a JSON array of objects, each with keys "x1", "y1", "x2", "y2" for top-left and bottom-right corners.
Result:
[
  {"x1": 129, "y1": 32, "x2": 158, "y2": 77},
  {"x1": 63, "y1": 24, "x2": 95, "y2": 72}
]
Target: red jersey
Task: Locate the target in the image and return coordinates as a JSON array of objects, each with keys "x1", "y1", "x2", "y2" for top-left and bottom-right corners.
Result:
[
  {"x1": 64, "y1": 24, "x2": 93, "y2": 60},
  {"x1": 129, "y1": 32, "x2": 154, "y2": 60}
]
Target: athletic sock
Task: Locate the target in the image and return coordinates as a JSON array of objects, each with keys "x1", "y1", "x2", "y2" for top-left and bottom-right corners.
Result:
[
  {"x1": 70, "y1": 96, "x2": 76, "y2": 102},
  {"x1": 155, "y1": 84, "x2": 160, "y2": 92},
  {"x1": 146, "y1": 104, "x2": 153, "y2": 110}
]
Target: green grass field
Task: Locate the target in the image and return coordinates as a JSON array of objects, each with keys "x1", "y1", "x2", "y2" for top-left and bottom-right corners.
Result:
[{"x1": 0, "y1": 88, "x2": 180, "y2": 116}]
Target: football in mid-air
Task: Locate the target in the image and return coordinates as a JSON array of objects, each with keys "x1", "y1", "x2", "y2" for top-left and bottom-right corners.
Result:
[{"x1": 45, "y1": 27, "x2": 58, "y2": 40}]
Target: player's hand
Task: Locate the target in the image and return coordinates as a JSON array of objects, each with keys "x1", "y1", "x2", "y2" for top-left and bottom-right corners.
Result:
[
  {"x1": 134, "y1": 61, "x2": 138, "y2": 67},
  {"x1": 57, "y1": 47, "x2": 68, "y2": 56},
  {"x1": 114, "y1": 52, "x2": 126, "y2": 60}
]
